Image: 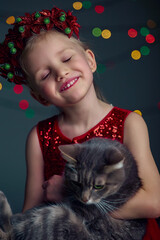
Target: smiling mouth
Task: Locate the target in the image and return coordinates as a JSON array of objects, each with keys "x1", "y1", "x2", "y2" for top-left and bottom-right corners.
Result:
[{"x1": 60, "y1": 77, "x2": 79, "y2": 92}]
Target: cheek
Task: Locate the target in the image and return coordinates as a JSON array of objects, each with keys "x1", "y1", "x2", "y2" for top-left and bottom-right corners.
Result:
[
  {"x1": 89, "y1": 190, "x2": 103, "y2": 202},
  {"x1": 38, "y1": 82, "x2": 56, "y2": 98}
]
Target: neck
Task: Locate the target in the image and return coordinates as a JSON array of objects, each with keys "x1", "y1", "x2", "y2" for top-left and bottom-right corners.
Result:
[{"x1": 58, "y1": 86, "x2": 112, "y2": 139}]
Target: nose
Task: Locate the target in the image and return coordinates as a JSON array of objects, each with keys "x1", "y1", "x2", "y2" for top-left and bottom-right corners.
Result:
[
  {"x1": 81, "y1": 196, "x2": 88, "y2": 203},
  {"x1": 81, "y1": 190, "x2": 90, "y2": 203},
  {"x1": 55, "y1": 64, "x2": 69, "y2": 82}
]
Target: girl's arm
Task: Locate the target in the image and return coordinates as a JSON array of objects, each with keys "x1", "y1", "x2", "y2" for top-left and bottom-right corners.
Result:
[
  {"x1": 111, "y1": 112, "x2": 160, "y2": 219},
  {"x1": 22, "y1": 126, "x2": 44, "y2": 212}
]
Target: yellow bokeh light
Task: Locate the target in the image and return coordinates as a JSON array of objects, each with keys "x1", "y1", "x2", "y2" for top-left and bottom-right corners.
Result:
[
  {"x1": 6, "y1": 16, "x2": 15, "y2": 24},
  {"x1": 131, "y1": 50, "x2": 141, "y2": 60},
  {"x1": 73, "y1": 2, "x2": 83, "y2": 10},
  {"x1": 0, "y1": 83, "x2": 2, "y2": 91},
  {"x1": 102, "y1": 29, "x2": 111, "y2": 39},
  {"x1": 134, "y1": 110, "x2": 142, "y2": 116}
]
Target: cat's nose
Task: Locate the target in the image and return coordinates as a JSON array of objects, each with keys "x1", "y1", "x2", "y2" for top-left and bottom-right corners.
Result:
[{"x1": 82, "y1": 197, "x2": 88, "y2": 203}]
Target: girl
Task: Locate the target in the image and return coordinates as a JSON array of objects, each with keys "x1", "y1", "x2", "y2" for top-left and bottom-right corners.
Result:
[{"x1": 0, "y1": 6, "x2": 160, "y2": 239}]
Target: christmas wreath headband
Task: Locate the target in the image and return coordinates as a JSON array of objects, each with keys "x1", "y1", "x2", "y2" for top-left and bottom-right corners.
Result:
[{"x1": 0, "y1": 7, "x2": 80, "y2": 85}]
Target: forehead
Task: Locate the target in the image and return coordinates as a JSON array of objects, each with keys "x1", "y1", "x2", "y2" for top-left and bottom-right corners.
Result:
[{"x1": 28, "y1": 31, "x2": 83, "y2": 55}]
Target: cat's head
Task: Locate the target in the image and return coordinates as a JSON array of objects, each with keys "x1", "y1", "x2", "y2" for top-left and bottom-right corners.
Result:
[{"x1": 59, "y1": 138, "x2": 126, "y2": 204}]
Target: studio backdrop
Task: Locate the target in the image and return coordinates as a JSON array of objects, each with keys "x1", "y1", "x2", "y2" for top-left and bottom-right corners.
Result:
[{"x1": 0, "y1": 0, "x2": 160, "y2": 213}]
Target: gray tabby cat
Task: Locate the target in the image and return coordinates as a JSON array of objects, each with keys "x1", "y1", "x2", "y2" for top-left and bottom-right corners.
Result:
[{"x1": 0, "y1": 138, "x2": 147, "y2": 240}]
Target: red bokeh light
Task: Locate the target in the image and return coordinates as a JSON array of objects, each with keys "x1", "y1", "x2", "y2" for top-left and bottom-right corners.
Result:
[
  {"x1": 145, "y1": 34, "x2": 155, "y2": 44},
  {"x1": 128, "y1": 28, "x2": 138, "y2": 38},
  {"x1": 13, "y1": 85, "x2": 23, "y2": 94},
  {"x1": 95, "y1": 5, "x2": 104, "y2": 14},
  {"x1": 19, "y1": 100, "x2": 29, "y2": 110}
]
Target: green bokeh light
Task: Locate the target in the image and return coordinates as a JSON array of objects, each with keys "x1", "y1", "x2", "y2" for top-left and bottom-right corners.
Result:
[
  {"x1": 97, "y1": 64, "x2": 106, "y2": 73},
  {"x1": 25, "y1": 108, "x2": 35, "y2": 118},
  {"x1": 140, "y1": 46, "x2": 150, "y2": 56},
  {"x1": 140, "y1": 27, "x2": 149, "y2": 36},
  {"x1": 83, "y1": 1, "x2": 92, "y2": 9},
  {"x1": 92, "y1": 27, "x2": 102, "y2": 37}
]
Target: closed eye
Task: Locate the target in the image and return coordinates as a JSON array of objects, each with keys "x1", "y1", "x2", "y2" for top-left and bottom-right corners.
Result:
[
  {"x1": 42, "y1": 72, "x2": 50, "y2": 80},
  {"x1": 63, "y1": 57, "x2": 72, "y2": 62}
]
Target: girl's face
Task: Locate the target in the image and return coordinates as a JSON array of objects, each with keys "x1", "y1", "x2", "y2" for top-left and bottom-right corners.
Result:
[{"x1": 24, "y1": 32, "x2": 97, "y2": 108}]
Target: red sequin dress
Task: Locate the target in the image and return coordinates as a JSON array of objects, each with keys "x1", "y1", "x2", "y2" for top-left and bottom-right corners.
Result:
[{"x1": 37, "y1": 106, "x2": 160, "y2": 239}]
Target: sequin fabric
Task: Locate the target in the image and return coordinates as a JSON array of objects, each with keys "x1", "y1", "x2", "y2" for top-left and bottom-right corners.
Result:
[{"x1": 37, "y1": 106, "x2": 131, "y2": 180}]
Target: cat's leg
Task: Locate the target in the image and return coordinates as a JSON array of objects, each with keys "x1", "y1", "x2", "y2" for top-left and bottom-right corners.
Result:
[{"x1": 0, "y1": 191, "x2": 12, "y2": 232}]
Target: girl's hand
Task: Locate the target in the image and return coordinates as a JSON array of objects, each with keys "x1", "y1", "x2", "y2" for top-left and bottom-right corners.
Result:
[{"x1": 42, "y1": 175, "x2": 64, "y2": 202}]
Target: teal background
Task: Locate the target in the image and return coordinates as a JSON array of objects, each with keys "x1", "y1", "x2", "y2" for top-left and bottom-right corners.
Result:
[{"x1": 0, "y1": 0, "x2": 160, "y2": 213}]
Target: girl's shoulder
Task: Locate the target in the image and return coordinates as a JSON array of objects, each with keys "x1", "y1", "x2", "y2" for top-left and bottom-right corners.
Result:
[
  {"x1": 112, "y1": 106, "x2": 145, "y2": 127},
  {"x1": 124, "y1": 110, "x2": 147, "y2": 132},
  {"x1": 123, "y1": 110, "x2": 150, "y2": 149}
]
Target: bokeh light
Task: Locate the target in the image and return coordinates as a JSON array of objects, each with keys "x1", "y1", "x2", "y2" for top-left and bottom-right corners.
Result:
[
  {"x1": 13, "y1": 85, "x2": 23, "y2": 94},
  {"x1": 6, "y1": 16, "x2": 15, "y2": 24},
  {"x1": 82, "y1": 1, "x2": 92, "y2": 9},
  {"x1": 95, "y1": 5, "x2": 104, "y2": 14},
  {"x1": 19, "y1": 100, "x2": 29, "y2": 110},
  {"x1": 92, "y1": 27, "x2": 102, "y2": 37},
  {"x1": 140, "y1": 46, "x2": 150, "y2": 56},
  {"x1": 131, "y1": 50, "x2": 141, "y2": 60},
  {"x1": 25, "y1": 109, "x2": 35, "y2": 118},
  {"x1": 128, "y1": 28, "x2": 138, "y2": 38},
  {"x1": 147, "y1": 19, "x2": 157, "y2": 29},
  {"x1": 140, "y1": 27, "x2": 149, "y2": 36},
  {"x1": 158, "y1": 102, "x2": 160, "y2": 110},
  {"x1": 73, "y1": 2, "x2": 83, "y2": 10},
  {"x1": 145, "y1": 34, "x2": 155, "y2": 44},
  {"x1": 106, "y1": 61, "x2": 115, "y2": 69},
  {"x1": 102, "y1": 29, "x2": 111, "y2": 39},
  {"x1": 0, "y1": 83, "x2": 2, "y2": 91},
  {"x1": 97, "y1": 64, "x2": 106, "y2": 73},
  {"x1": 134, "y1": 110, "x2": 142, "y2": 116}
]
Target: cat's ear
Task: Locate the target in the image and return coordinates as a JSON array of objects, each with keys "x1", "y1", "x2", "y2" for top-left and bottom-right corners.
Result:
[
  {"x1": 104, "y1": 158, "x2": 124, "y2": 174},
  {"x1": 104, "y1": 146, "x2": 125, "y2": 173},
  {"x1": 58, "y1": 144, "x2": 78, "y2": 164},
  {"x1": 105, "y1": 147, "x2": 124, "y2": 164}
]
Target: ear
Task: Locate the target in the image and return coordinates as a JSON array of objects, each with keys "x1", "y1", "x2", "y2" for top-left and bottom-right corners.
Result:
[
  {"x1": 85, "y1": 49, "x2": 97, "y2": 73},
  {"x1": 105, "y1": 146, "x2": 124, "y2": 164},
  {"x1": 104, "y1": 158, "x2": 124, "y2": 174},
  {"x1": 30, "y1": 90, "x2": 51, "y2": 106},
  {"x1": 104, "y1": 145, "x2": 125, "y2": 173},
  {"x1": 58, "y1": 144, "x2": 79, "y2": 165}
]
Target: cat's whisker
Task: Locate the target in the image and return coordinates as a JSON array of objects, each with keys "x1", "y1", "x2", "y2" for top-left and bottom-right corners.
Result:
[
  {"x1": 96, "y1": 202, "x2": 108, "y2": 214},
  {"x1": 102, "y1": 203, "x2": 124, "y2": 219},
  {"x1": 100, "y1": 200, "x2": 116, "y2": 207},
  {"x1": 97, "y1": 201, "x2": 114, "y2": 213},
  {"x1": 96, "y1": 203, "x2": 104, "y2": 214},
  {"x1": 99, "y1": 201, "x2": 120, "y2": 213},
  {"x1": 101, "y1": 198, "x2": 126, "y2": 204}
]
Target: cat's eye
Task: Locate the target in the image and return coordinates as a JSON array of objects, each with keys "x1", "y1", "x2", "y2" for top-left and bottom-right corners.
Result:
[{"x1": 93, "y1": 185, "x2": 104, "y2": 190}]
